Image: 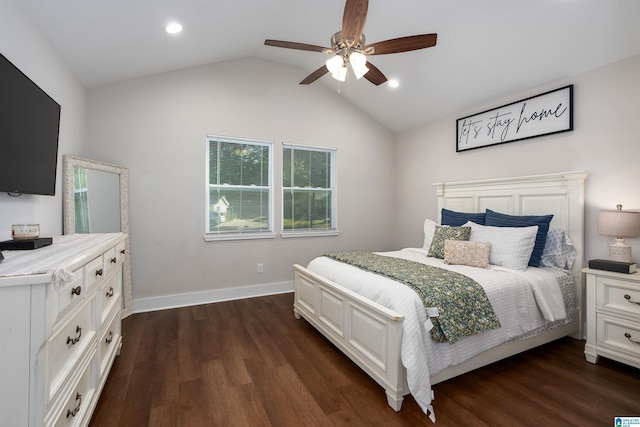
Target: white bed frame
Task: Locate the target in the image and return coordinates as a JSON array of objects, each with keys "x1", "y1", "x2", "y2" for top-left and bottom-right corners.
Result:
[{"x1": 293, "y1": 171, "x2": 588, "y2": 412}]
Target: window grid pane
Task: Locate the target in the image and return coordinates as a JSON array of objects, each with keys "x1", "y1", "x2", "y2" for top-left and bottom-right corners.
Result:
[
  {"x1": 283, "y1": 145, "x2": 335, "y2": 232},
  {"x1": 207, "y1": 136, "x2": 272, "y2": 235}
]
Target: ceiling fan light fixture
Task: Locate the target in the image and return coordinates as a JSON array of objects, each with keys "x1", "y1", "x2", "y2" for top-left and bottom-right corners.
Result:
[
  {"x1": 331, "y1": 66, "x2": 348, "y2": 82},
  {"x1": 326, "y1": 55, "x2": 344, "y2": 74},
  {"x1": 349, "y1": 52, "x2": 369, "y2": 79},
  {"x1": 264, "y1": 0, "x2": 437, "y2": 86}
]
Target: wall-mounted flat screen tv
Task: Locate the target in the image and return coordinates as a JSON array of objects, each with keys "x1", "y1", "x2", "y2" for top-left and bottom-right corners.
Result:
[{"x1": 0, "y1": 53, "x2": 61, "y2": 196}]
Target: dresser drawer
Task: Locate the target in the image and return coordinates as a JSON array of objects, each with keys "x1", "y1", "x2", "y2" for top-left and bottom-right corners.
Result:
[
  {"x1": 84, "y1": 256, "x2": 105, "y2": 290},
  {"x1": 99, "y1": 274, "x2": 121, "y2": 323},
  {"x1": 596, "y1": 276, "x2": 640, "y2": 319},
  {"x1": 49, "y1": 352, "x2": 97, "y2": 427},
  {"x1": 104, "y1": 246, "x2": 119, "y2": 277},
  {"x1": 596, "y1": 313, "x2": 640, "y2": 358},
  {"x1": 98, "y1": 308, "x2": 121, "y2": 378},
  {"x1": 48, "y1": 298, "x2": 96, "y2": 401},
  {"x1": 51, "y1": 268, "x2": 85, "y2": 328},
  {"x1": 115, "y1": 240, "x2": 126, "y2": 265}
]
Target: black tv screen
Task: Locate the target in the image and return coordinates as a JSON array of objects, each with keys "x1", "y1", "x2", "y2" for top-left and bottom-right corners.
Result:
[{"x1": 0, "y1": 53, "x2": 61, "y2": 196}]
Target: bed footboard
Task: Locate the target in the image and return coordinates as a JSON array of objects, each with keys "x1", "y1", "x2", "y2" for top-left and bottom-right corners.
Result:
[{"x1": 293, "y1": 264, "x2": 409, "y2": 411}]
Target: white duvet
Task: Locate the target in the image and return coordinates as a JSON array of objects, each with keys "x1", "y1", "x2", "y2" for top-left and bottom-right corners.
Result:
[{"x1": 306, "y1": 247, "x2": 572, "y2": 422}]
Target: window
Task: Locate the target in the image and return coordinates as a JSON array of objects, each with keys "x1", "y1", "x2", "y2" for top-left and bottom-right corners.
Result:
[
  {"x1": 73, "y1": 167, "x2": 90, "y2": 233},
  {"x1": 283, "y1": 144, "x2": 337, "y2": 235},
  {"x1": 206, "y1": 136, "x2": 273, "y2": 240}
]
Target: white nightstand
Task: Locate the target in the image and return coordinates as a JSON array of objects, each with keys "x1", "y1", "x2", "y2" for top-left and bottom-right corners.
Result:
[{"x1": 583, "y1": 267, "x2": 640, "y2": 369}]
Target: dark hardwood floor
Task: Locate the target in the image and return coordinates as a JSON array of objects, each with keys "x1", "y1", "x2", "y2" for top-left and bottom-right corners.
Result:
[{"x1": 90, "y1": 293, "x2": 640, "y2": 427}]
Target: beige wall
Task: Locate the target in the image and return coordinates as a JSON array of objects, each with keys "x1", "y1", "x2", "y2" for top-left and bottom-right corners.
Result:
[
  {"x1": 85, "y1": 58, "x2": 396, "y2": 307},
  {"x1": 394, "y1": 53, "x2": 640, "y2": 265}
]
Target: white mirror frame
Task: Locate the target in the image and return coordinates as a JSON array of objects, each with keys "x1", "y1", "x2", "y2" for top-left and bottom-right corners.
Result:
[{"x1": 63, "y1": 155, "x2": 133, "y2": 318}]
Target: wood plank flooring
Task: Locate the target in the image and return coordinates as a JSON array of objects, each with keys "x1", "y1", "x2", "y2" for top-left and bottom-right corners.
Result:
[{"x1": 89, "y1": 293, "x2": 640, "y2": 426}]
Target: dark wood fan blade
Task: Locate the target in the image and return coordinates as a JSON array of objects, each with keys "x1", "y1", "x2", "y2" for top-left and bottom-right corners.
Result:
[
  {"x1": 342, "y1": 0, "x2": 369, "y2": 47},
  {"x1": 264, "y1": 39, "x2": 330, "y2": 53},
  {"x1": 364, "y1": 34, "x2": 437, "y2": 55},
  {"x1": 364, "y1": 61, "x2": 387, "y2": 86},
  {"x1": 300, "y1": 66, "x2": 329, "y2": 85}
]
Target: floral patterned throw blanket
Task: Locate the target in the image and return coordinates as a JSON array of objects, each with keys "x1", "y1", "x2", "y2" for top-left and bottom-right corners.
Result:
[{"x1": 323, "y1": 251, "x2": 501, "y2": 343}]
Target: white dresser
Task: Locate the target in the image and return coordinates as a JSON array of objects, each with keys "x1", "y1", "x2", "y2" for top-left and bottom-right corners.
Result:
[
  {"x1": 0, "y1": 233, "x2": 127, "y2": 427},
  {"x1": 584, "y1": 267, "x2": 640, "y2": 369}
]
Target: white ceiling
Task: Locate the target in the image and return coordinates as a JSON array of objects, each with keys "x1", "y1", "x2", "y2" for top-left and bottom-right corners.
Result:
[{"x1": 18, "y1": 0, "x2": 640, "y2": 133}]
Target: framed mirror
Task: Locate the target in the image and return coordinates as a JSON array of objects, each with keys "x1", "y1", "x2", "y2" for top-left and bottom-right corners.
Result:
[{"x1": 63, "y1": 155, "x2": 133, "y2": 318}]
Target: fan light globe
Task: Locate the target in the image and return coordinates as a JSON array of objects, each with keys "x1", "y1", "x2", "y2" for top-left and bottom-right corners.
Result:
[
  {"x1": 326, "y1": 55, "x2": 344, "y2": 74},
  {"x1": 349, "y1": 52, "x2": 366, "y2": 67},
  {"x1": 332, "y1": 66, "x2": 347, "y2": 82},
  {"x1": 349, "y1": 52, "x2": 369, "y2": 79}
]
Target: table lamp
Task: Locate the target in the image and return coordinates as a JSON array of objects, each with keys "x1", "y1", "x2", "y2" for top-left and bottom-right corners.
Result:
[{"x1": 598, "y1": 204, "x2": 640, "y2": 263}]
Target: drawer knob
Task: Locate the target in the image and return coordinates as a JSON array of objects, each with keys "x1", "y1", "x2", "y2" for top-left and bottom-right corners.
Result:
[
  {"x1": 66, "y1": 392, "x2": 82, "y2": 419},
  {"x1": 624, "y1": 294, "x2": 640, "y2": 306},
  {"x1": 66, "y1": 325, "x2": 82, "y2": 346},
  {"x1": 71, "y1": 286, "x2": 82, "y2": 296},
  {"x1": 106, "y1": 287, "x2": 114, "y2": 298},
  {"x1": 95, "y1": 268, "x2": 103, "y2": 277},
  {"x1": 625, "y1": 333, "x2": 640, "y2": 345},
  {"x1": 120, "y1": 249, "x2": 126, "y2": 255},
  {"x1": 106, "y1": 331, "x2": 114, "y2": 344},
  {"x1": 110, "y1": 257, "x2": 117, "y2": 264}
]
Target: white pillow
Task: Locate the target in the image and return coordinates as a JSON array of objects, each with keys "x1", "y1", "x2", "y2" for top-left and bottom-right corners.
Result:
[
  {"x1": 464, "y1": 221, "x2": 538, "y2": 270},
  {"x1": 423, "y1": 218, "x2": 438, "y2": 250}
]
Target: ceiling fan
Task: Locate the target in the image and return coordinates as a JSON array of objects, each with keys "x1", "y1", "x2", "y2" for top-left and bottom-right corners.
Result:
[{"x1": 264, "y1": 0, "x2": 437, "y2": 86}]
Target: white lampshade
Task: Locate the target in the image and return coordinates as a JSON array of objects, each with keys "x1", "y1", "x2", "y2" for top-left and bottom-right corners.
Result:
[
  {"x1": 326, "y1": 55, "x2": 343, "y2": 74},
  {"x1": 598, "y1": 204, "x2": 640, "y2": 262},
  {"x1": 332, "y1": 66, "x2": 347, "y2": 82},
  {"x1": 599, "y1": 207, "x2": 640, "y2": 238},
  {"x1": 349, "y1": 52, "x2": 369, "y2": 79}
]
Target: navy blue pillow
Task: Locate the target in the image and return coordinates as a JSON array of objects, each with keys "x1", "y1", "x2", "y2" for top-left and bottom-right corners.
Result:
[
  {"x1": 441, "y1": 208, "x2": 486, "y2": 226},
  {"x1": 484, "y1": 209, "x2": 553, "y2": 267}
]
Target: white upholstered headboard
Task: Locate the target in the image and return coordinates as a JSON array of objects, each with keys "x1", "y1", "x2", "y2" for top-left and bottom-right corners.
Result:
[{"x1": 433, "y1": 171, "x2": 589, "y2": 331}]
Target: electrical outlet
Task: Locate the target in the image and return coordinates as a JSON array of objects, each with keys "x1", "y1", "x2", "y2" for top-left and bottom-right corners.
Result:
[{"x1": 257, "y1": 263, "x2": 264, "y2": 274}]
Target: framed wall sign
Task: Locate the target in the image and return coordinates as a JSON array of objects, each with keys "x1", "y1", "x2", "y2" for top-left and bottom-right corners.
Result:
[{"x1": 456, "y1": 85, "x2": 573, "y2": 152}]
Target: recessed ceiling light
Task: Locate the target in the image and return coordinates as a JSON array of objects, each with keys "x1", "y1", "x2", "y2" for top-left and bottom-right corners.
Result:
[
  {"x1": 388, "y1": 79, "x2": 399, "y2": 88},
  {"x1": 165, "y1": 22, "x2": 183, "y2": 34}
]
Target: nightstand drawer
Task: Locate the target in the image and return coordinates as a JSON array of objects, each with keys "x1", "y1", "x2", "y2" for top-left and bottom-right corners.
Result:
[
  {"x1": 597, "y1": 313, "x2": 640, "y2": 358},
  {"x1": 596, "y1": 276, "x2": 640, "y2": 319}
]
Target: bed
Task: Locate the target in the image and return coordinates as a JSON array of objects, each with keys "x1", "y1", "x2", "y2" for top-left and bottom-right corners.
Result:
[{"x1": 292, "y1": 171, "x2": 588, "y2": 421}]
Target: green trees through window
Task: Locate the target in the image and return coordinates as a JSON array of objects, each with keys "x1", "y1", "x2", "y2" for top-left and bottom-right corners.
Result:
[
  {"x1": 206, "y1": 137, "x2": 336, "y2": 239},
  {"x1": 283, "y1": 145, "x2": 336, "y2": 232},
  {"x1": 207, "y1": 136, "x2": 272, "y2": 234}
]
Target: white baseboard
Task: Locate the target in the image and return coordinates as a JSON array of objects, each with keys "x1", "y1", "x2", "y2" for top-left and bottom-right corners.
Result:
[{"x1": 132, "y1": 280, "x2": 294, "y2": 313}]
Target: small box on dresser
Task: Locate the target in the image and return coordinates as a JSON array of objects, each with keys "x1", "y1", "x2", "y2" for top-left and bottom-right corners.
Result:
[
  {"x1": 583, "y1": 267, "x2": 640, "y2": 370},
  {"x1": 0, "y1": 233, "x2": 127, "y2": 427}
]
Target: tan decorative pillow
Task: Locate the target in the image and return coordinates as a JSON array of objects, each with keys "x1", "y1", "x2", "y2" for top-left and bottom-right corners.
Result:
[{"x1": 444, "y1": 240, "x2": 491, "y2": 268}]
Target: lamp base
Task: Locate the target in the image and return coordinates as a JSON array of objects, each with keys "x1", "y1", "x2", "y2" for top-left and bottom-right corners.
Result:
[{"x1": 609, "y1": 238, "x2": 632, "y2": 263}]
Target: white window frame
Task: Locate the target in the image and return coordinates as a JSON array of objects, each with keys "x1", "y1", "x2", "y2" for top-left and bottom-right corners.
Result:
[
  {"x1": 204, "y1": 135, "x2": 275, "y2": 241},
  {"x1": 281, "y1": 143, "x2": 338, "y2": 238}
]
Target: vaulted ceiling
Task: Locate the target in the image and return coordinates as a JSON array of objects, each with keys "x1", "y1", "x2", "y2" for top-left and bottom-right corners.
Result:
[{"x1": 18, "y1": 0, "x2": 640, "y2": 132}]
